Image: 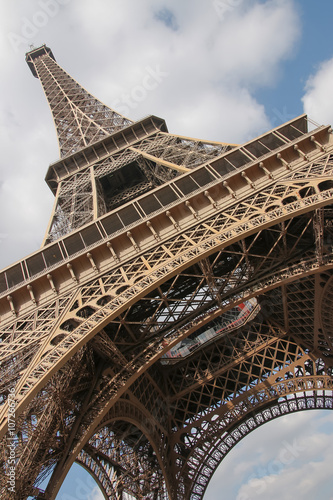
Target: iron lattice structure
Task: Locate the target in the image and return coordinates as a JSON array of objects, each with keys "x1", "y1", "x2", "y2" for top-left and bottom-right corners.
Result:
[{"x1": 1, "y1": 44, "x2": 333, "y2": 499}]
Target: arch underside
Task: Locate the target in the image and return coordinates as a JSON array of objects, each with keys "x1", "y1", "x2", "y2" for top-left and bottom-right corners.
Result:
[
  {"x1": 75, "y1": 407, "x2": 169, "y2": 500},
  {"x1": 2, "y1": 220, "x2": 333, "y2": 499},
  {"x1": 190, "y1": 389, "x2": 333, "y2": 499},
  {"x1": 77, "y1": 444, "x2": 168, "y2": 500},
  {"x1": 75, "y1": 397, "x2": 171, "y2": 499},
  {"x1": 1, "y1": 153, "x2": 333, "y2": 499},
  {"x1": 68, "y1": 256, "x2": 333, "y2": 499},
  {"x1": 77, "y1": 388, "x2": 333, "y2": 500}
]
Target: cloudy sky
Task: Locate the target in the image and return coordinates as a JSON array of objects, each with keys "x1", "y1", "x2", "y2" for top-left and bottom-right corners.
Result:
[{"x1": 0, "y1": 0, "x2": 333, "y2": 498}]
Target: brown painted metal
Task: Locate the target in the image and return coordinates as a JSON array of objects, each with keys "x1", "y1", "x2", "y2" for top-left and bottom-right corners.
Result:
[{"x1": 1, "y1": 44, "x2": 333, "y2": 499}]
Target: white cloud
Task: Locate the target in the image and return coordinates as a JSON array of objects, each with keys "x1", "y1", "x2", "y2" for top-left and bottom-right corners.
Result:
[
  {"x1": 205, "y1": 0, "x2": 301, "y2": 88},
  {"x1": 237, "y1": 445, "x2": 333, "y2": 500},
  {"x1": 64, "y1": 0, "x2": 301, "y2": 141},
  {"x1": 88, "y1": 486, "x2": 104, "y2": 500},
  {"x1": 205, "y1": 411, "x2": 333, "y2": 500},
  {"x1": 302, "y1": 57, "x2": 333, "y2": 126}
]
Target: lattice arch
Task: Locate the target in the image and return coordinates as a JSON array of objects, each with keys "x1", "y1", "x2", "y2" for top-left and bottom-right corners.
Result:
[
  {"x1": 71, "y1": 384, "x2": 333, "y2": 500},
  {"x1": 188, "y1": 380, "x2": 333, "y2": 499},
  {"x1": 75, "y1": 399, "x2": 170, "y2": 499}
]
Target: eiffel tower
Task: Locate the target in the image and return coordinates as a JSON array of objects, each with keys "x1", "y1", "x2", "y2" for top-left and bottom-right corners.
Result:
[{"x1": 1, "y1": 44, "x2": 333, "y2": 499}]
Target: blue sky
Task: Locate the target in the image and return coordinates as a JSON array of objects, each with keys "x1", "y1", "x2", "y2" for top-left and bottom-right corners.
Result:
[
  {"x1": 256, "y1": 0, "x2": 333, "y2": 129},
  {"x1": 1, "y1": 0, "x2": 333, "y2": 498}
]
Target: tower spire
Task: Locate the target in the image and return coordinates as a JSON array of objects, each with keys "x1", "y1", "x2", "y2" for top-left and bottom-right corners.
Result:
[{"x1": 25, "y1": 44, "x2": 133, "y2": 157}]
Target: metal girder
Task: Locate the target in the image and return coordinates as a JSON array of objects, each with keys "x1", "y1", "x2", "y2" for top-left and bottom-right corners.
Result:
[{"x1": 1, "y1": 46, "x2": 333, "y2": 500}]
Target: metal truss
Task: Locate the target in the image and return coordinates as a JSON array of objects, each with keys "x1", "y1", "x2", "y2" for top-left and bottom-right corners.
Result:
[
  {"x1": 0, "y1": 45, "x2": 333, "y2": 499},
  {"x1": 190, "y1": 388, "x2": 333, "y2": 499},
  {"x1": 26, "y1": 45, "x2": 133, "y2": 157},
  {"x1": 44, "y1": 131, "x2": 232, "y2": 243}
]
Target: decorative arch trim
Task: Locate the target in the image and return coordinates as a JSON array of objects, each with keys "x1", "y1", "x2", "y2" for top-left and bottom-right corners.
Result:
[{"x1": 190, "y1": 390, "x2": 333, "y2": 499}]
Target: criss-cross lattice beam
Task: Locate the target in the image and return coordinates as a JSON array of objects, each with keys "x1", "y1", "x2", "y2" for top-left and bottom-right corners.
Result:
[
  {"x1": 26, "y1": 45, "x2": 133, "y2": 157},
  {"x1": 44, "y1": 131, "x2": 233, "y2": 243},
  {"x1": 1, "y1": 150, "x2": 333, "y2": 436},
  {"x1": 1, "y1": 47, "x2": 333, "y2": 499},
  {"x1": 190, "y1": 389, "x2": 333, "y2": 499}
]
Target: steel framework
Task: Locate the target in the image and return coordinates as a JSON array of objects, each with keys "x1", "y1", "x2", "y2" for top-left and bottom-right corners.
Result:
[{"x1": 0, "y1": 44, "x2": 333, "y2": 499}]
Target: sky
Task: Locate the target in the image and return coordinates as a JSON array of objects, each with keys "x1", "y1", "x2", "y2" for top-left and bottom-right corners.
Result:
[{"x1": 0, "y1": 0, "x2": 333, "y2": 498}]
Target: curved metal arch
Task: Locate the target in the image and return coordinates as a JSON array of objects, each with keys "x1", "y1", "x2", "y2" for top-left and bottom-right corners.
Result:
[
  {"x1": 37, "y1": 259, "x2": 333, "y2": 499},
  {"x1": 94, "y1": 400, "x2": 169, "y2": 484},
  {"x1": 68, "y1": 389, "x2": 333, "y2": 500},
  {"x1": 6, "y1": 185, "x2": 333, "y2": 435},
  {"x1": 191, "y1": 392, "x2": 333, "y2": 499},
  {"x1": 168, "y1": 340, "x2": 333, "y2": 496},
  {"x1": 3, "y1": 194, "x2": 333, "y2": 497},
  {"x1": 188, "y1": 380, "x2": 333, "y2": 499},
  {"x1": 75, "y1": 398, "x2": 169, "y2": 499}
]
